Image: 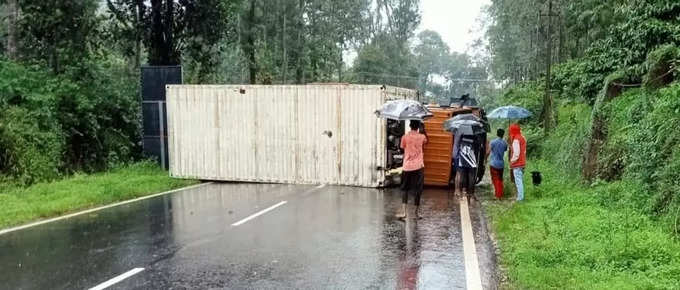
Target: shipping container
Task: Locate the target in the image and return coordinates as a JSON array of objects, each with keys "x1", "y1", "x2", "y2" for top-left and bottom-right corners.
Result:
[{"x1": 166, "y1": 84, "x2": 417, "y2": 187}]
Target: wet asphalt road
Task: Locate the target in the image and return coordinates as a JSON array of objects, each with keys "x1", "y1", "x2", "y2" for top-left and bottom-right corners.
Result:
[{"x1": 0, "y1": 182, "x2": 496, "y2": 290}]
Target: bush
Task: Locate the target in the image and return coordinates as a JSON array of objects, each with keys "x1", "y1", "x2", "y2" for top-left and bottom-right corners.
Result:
[
  {"x1": 541, "y1": 103, "x2": 592, "y2": 177},
  {"x1": 0, "y1": 61, "x2": 66, "y2": 184},
  {"x1": 498, "y1": 81, "x2": 544, "y2": 115},
  {"x1": 553, "y1": 60, "x2": 605, "y2": 103},
  {"x1": 596, "y1": 90, "x2": 646, "y2": 181},
  {"x1": 0, "y1": 58, "x2": 141, "y2": 184},
  {"x1": 643, "y1": 44, "x2": 680, "y2": 89},
  {"x1": 584, "y1": 83, "x2": 680, "y2": 224},
  {"x1": 57, "y1": 57, "x2": 141, "y2": 172},
  {"x1": 0, "y1": 107, "x2": 62, "y2": 184},
  {"x1": 495, "y1": 78, "x2": 680, "y2": 227}
]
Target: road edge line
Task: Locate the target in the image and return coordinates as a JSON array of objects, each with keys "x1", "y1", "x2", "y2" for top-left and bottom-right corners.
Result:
[
  {"x1": 0, "y1": 182, "x2": 211, "y2": 236},
  {"x1": 88, "y1": 267, "x2": 145, "y2": 290},
  {"x1": 460, "y1": 196, "x2": 483, "y2": 290}
]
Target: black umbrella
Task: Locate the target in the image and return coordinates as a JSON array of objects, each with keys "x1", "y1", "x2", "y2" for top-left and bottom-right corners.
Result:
[
  {"x1": 443, "y1": 119, "x2": 484, "y2": 135},
  {"x1": 454, "y1": 113, "x2": 490, "y2": 132},
  {"x1": 376, "y1": 100, "x2": 433, "y2": 121},
  {"x1": 450, "y1": 113, "x2": 481, "y2": 122}
]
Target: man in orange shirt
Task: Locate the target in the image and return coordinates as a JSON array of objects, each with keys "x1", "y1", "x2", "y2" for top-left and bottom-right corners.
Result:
[{"x1": 397, "y1": 120, "x2": 428, "y2": 219}]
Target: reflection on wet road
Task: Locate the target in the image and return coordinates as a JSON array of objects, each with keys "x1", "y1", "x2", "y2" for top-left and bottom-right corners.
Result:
[{"x1": 0, "y1": 183, "x2": 495, "y2": 289}]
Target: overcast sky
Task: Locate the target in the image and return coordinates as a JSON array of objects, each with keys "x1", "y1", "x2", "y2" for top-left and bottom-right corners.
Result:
[{"x1": 418, "y1": 0, "x2": 491, "y2": 54}]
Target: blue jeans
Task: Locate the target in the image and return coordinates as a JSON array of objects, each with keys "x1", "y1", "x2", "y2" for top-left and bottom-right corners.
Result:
[{"x1": 513, "y1": 168, "x2": 524, "y2": 201}]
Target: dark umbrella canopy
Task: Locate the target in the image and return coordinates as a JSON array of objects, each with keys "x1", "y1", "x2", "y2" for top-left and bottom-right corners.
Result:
[
  {"x1": 448, "y1": 113, "x2": 488, "y2": 134},
  {"x1": 376, "y1": 100, "x2": 433, "y2": 121},
  {"x1": 443, "y1": 119, "x2": 484, "y2": 135},
  {"x1": 487, "y1": 105, "x2": 532, "y2": 119},
  {"x1": 450, "y1": 113, "x2": 481, "y2": 122}
]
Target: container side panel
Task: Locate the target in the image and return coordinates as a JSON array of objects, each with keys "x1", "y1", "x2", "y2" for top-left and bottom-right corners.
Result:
[
  {"x1": 297, "y1": 85, "x2": 339, "y2": 184},
  {"x1": 339, "y1": 87, "x2": 384, "y2": 187},
  {"x1": 167, "y1": 84, "x2": 417, "y2": 186},
  {"x1": 167, "y1": 87, "x2": 177, "y2": 177}
]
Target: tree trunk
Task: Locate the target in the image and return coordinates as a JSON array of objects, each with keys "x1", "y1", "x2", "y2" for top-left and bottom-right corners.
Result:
[
  {"x1": 50, "y1": 41, "x2": 59, "y2": 73},
  {"x1": 165, "y1": 0, "x2": 175, "y2": 64},
  {"x1": 246, "y1": 0, "x2": 257, "y2": 84},
  {"x1": 134, "y1": 0, "x2": 145, "y2": 70},
  {"x1": 5, "y1": 0, "x2": 18, "y2": 59},
  {"x1": 150, "y1": 0, "x2": 163, "y2": 64},
  {"x1": 294, "y1": 0, "x2": 304, "y2": 84},
  {"x1": 583, "y1": 77, "x2": 626, "y2": 181},
  {"x1": 543, "y1": 0, "x2": 554, "y2": 134},
  {"x1": 281, "y1": 0, "x2": 287, "y2": 84}
]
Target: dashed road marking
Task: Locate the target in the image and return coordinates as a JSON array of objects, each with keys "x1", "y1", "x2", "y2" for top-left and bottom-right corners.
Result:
[
  {"x1": 231, "y1": 201, "x2": 288, "y2": 226},
  {"x1": 231, "y1": 183, "x2": 326, "y2": 227},
  {"x1": 89, "y1": 267, "x2": 145, "y2": 290}
]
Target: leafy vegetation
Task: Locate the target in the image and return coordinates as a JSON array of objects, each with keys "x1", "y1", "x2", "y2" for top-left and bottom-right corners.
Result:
[
  {"x1": 0, "y1": 162, "x2": 197, "y2": 229},
  {"x1": 485, "y1": 82, "x2": 680, "y2": 288},
  {"x1": 0, "y1": 59, "x2": 140, "y2": 184},
  {"x1": 486, "y1": 161, "x2": 680, "y2": 290},
  {"x1": 484, "y1": 1, "x2": 680, "y2": 287}
]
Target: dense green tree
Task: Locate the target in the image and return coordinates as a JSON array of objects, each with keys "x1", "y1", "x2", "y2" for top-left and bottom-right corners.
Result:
[
  {"x1": 236, "y1": 0, "x2": 374, "y2": 84},
  {"x1": 17, "y1": 0, "x2": 102, "y2": 73},
  {"x1": 350, "y1": 0, "x2": 421, "y2": 88},
  {"x1": 414, "y1": 30, "x2": 450, "y2": 93},
  {"x1": 352, "y1": 33, "x2": 419, "y2": 89},
  {"x1": 484, "y1": 0, "x2": 625, "y2": 85},
  {"x1": 106, "y1": 0, "x2": 240, "y2": 79}
]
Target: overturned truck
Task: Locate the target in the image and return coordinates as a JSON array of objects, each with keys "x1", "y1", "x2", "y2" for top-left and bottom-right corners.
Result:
[{"x1": 166, "y1": 84, "x2": 417, "y2": 187}]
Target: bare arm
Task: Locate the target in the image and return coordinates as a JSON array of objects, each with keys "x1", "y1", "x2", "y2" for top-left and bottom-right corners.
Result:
[
  {"x1": 419, "y1": 123, "x2": 428, "y2": 144},
  {"x1": 485, "y1": 139, "x2": 491, "y2": 158}
]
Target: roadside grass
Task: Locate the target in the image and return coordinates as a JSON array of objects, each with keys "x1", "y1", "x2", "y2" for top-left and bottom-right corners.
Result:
[
  {"x1": 0, "y1": 162, "x2": 197, "y2": 229},
  {"x1": 485, "y1": 160, "x2": 680, "y2": 289}
]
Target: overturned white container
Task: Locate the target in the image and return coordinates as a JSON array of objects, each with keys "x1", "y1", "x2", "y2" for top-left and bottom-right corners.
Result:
[{"x1": 166, "y1": 84, "x2": 417, "y2": 187}]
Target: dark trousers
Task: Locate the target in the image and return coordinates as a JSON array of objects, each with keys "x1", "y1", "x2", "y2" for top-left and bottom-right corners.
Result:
[
  {"x1": 401, "y1": 168, "x2": 424, "y2": 206},
  {"x1": 458, "y1": 167, "x2": 477, "y2": 195}
]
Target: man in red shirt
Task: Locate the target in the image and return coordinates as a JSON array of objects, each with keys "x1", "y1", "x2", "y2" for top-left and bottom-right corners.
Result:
[{"x1": 397, "y1": 120, "x2": 428, "y2": 219}]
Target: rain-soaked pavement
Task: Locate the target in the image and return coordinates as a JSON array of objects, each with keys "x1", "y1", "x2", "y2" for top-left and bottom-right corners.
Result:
[{"x1": 0, "y1": 182, "x2": 497, "y2": 289}]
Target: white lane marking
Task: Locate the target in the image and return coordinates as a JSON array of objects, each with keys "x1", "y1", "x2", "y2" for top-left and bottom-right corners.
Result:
[
  {"x1": 0, "y1": 183, "x2": 211, "y2": 236},
  {"x1": 231, "y1": 201, "x2": 288, "y2": 226},
  {"x1": 459, "y1": 196, "x2": 483, "y2": 290},
  {"x1": 230, "y1": 183, "x2": 326, "y2": 227},
  {"x1": 89, "y1": 267, "x2": 145, "y2": 290}
]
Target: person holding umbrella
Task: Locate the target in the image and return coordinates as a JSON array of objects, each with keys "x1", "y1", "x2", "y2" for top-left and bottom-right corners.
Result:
[
  {"x1": 455, "y1": 132, "x2": 479, "y2": 200},
  {"x1": 487, "y1": 105, "x2": 532, "y2": 202},
  {"x1": 442, "y1": 116, "x2": 485, "y2": 200},
  {"x1": 375, "y1": 100, "x2": 432, "y2": 219},
  {"x1": 397, "y1": 120, "x2": 428, "y2": 219}
]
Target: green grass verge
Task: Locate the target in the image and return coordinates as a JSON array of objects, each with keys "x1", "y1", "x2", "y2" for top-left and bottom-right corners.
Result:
[
  {"x1": 0, "y1": 162, "x2": 198, "y2": 229},
  {"x1": 484, "y1": 160, "x2": 680, "y2": 289}
]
